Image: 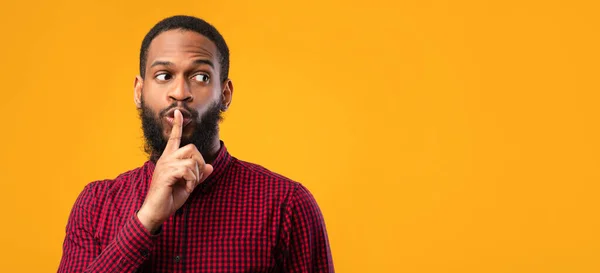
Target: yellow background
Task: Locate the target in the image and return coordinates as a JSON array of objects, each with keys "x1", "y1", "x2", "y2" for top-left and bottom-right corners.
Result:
[{"x1": 0, "y1": 0, "x2": 599, "y2": 272}]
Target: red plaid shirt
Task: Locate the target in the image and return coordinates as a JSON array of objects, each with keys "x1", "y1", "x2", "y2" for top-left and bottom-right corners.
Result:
[{"x1": 58, "y1": 143, "x2": 334, "y2": 272}]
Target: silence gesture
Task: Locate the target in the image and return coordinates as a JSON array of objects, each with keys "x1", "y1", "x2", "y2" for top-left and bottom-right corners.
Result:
[{"x1": 137, "y1": 109, "x2": 213, "y2": 233}]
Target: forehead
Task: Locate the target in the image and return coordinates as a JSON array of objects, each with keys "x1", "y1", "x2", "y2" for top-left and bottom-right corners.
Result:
[{"x1": 146, "y1": 29, "x2": 219, "y2": 69}]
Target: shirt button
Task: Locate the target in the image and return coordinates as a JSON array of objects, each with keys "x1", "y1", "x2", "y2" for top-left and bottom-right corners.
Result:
[{"x1": 174, "y1": 255, "x2": 181, "y2": 263}]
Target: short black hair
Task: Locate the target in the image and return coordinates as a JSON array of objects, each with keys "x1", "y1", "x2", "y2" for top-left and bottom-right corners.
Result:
[{"x1": 139, "y1": 15, "x2": 230, "y2": 82}]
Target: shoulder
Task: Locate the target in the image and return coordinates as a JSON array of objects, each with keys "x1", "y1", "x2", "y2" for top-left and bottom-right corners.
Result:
[
  {"x1": 228, "y1": 158, "x2": 320, "y2": 207},
  {"x1": 75, "y1": 162, "x2": 152, "y2": 207},
  {"x1": 230, "y1": 158, "x2": 300, "y2": 191}
]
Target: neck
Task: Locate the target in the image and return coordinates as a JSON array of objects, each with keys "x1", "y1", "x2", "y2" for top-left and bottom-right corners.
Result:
[{"x1": 202, "y1": 135, "x2": 222, "y2": 164}]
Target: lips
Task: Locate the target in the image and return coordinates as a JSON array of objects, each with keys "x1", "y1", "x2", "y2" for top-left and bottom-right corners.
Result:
[
  {"x1": 164, "y1": 108, "x2": 193, "y2": 127},
  {"x1": 165, "y1": 116, "x2": 192, "y2": 127}
]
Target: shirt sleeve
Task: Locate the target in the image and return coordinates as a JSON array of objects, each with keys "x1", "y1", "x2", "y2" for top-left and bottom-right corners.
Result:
[
  {"x1": 279, "y1": 183, "x2": 335, "y2": 273},
  {"x1": 58, "y1": 183, "x2": 158, "y2": 273}
]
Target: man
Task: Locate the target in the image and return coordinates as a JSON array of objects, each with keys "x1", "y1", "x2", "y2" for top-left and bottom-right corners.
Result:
[{"x1": 58, "y1": 15, "x2": 334, "y2": 273}]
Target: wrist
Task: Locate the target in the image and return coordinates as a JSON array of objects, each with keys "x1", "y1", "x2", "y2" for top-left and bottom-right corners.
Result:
[{"x1": 136, "y1": 207, "x2": 162, "y2": 234}]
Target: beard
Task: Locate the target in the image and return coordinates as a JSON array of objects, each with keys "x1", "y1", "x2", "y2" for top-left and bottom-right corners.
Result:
[{"x1": 139, "y1": 98, "x2": 223, "y2": 162}]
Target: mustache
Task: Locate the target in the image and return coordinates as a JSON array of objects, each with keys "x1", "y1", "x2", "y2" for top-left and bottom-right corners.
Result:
[
  {"x1": 158, "y1": 103, "x2": 199, "y2": 119},
  {"x1": 139, "y1": 99, "x2": 223, "y2": 162}
]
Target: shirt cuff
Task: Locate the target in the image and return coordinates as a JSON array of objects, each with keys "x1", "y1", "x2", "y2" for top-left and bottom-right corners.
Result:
[{"x1": 115, "y1": 212, "x2": 160, "y2": 265}]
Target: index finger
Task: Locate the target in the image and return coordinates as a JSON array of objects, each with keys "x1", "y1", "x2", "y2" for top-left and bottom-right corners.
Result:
[{"x1": 164, "y1": 109, "x2": 183, "y2": 154}]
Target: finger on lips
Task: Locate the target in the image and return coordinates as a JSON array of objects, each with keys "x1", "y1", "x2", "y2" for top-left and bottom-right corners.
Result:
[{"x1": 164, "y1": 109, "x2": 183, "y2": 153}]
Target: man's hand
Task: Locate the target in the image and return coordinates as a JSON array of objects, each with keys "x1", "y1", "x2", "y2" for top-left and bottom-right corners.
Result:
[{"x1": 137, "y1": 109, "x2": 213, "y2": 233}]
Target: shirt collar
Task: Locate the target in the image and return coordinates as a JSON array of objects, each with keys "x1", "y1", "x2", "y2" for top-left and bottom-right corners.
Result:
[{"x1": 199, "y1": 141, "x2": 232, "y2": 193}]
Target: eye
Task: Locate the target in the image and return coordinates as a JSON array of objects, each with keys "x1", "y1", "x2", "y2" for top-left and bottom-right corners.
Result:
[
  {"x1": 155, "y1": 73, "x2": 172, "y2": 82},
  {"x1": 192, "y1": 74, "x2": 210, "y2": 83}
]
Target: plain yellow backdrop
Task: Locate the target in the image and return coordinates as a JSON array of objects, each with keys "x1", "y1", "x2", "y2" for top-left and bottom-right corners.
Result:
[{"x1": 1, "y1": 0, "x2": 599, "y2": 272}]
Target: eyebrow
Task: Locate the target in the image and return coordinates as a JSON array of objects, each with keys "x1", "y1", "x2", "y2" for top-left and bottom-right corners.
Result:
[
  {"x1": 150, "y1": 59, "x2": 215, "y2": 69},
  {"x1": 150, "y1": 60, "x2": 174, "y2": 68}
]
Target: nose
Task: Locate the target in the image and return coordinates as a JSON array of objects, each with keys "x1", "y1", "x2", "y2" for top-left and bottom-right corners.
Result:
[{"x1": 167, "y1": 76, "x2": 193, "y2": 102}]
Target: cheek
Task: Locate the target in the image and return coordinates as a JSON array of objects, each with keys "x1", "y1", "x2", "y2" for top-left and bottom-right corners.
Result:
[
  {"x1": 142, "y1": 86, "x2": 162, "y2": 103},
  {"x1": 190, "y1": 87, "x2": 221, "y2": 109},
  {"x1": 192, "y1": 85, "x2": 221, "y2": 102},
  {"x1": 142, "y1": 91, "x2": 168, "y2": 113},
  {"x1": 193, "y1": 97, "x2": 220, "y2": 117}
]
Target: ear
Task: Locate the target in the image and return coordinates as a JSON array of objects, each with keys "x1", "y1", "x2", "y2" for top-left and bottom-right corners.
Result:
[
  {"x1": 134, "y1": 75, "x2": 143, "y2": 109},
  {"x1": 221, "y1": 79, "x2": 234, "y2": 111}
]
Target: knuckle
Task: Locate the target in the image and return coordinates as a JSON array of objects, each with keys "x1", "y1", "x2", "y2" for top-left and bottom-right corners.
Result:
[
  {"x1": 182, "y1": 144, "x2": 193, "y2": 152},
  {"x1": 181, "y1": 144, "x2": 198, "y2": 153},
  {"x1": 169, "y1": 165, "x2": 180, "y2": 174}
]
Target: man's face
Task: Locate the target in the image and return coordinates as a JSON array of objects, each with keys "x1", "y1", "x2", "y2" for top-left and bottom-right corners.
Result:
[{"x1": 134, "y1": 29, "x2": 232, "y2": 160}]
